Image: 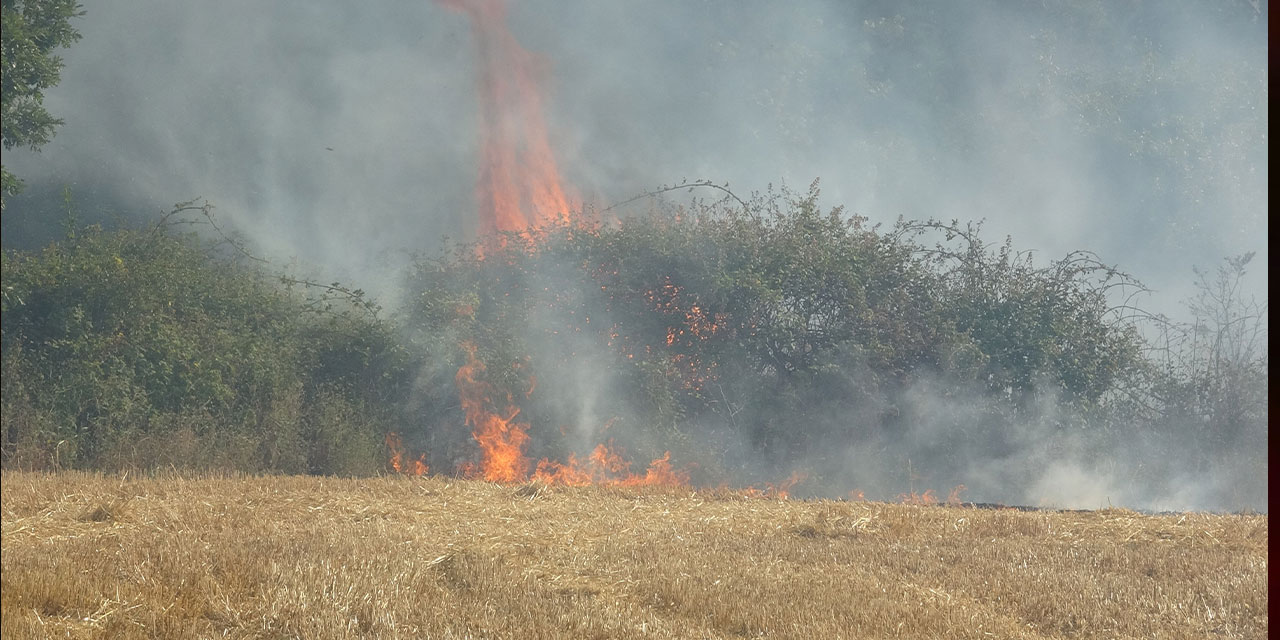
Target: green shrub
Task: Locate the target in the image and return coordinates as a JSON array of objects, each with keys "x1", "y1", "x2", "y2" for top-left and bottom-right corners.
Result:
[
  {"x1": 400, "y1": 184, "x2": 1149, "y2": 474},
  {"x1": 1, "y1": 221, "x2": 410, "y2": 474}
]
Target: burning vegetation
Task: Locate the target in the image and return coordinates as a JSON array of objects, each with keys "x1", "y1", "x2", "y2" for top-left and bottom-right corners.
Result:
[
  {"x1": 396, "y1": 0, "x2": 704, "y2": 491},
  {"x1": 368, "y1": 0, "x2": 1267, "y2": 509},
  {"x1": 387, "y1": 0, "x2": 1222, "y2": 506},
  {"x1": 0, "y1": 0, "x2": 1265, "y2": 512},
  {"x1": 438, "y1": 0, "x2": 576, "y2": 235}
]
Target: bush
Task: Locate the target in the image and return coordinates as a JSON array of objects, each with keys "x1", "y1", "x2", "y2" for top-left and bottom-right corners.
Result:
[
  {"x1": 1, "y1": 218, "x2": 411, "y2": 475},
  {"x1": 400, "y1": 184, "x2": 1149, "y2": 478}
]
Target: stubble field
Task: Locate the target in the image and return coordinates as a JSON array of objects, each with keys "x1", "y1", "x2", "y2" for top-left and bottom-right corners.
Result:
[{"x1": 0, "y1": 471, "x2": 1267, "y2": 639}]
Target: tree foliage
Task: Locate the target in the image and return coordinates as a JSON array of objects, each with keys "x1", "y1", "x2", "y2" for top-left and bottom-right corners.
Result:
[
  {"x1": 1, "y1": 184, "x2": 1263, "y2": 493},
  {"x1": 400, "y1": 184, "x2": 1152, "y2": 479},
  {"x1": 1, "y1": 208, "x2": 413, "y2": 473},
  {"x1": 1137, "y1": 253, "x2": 1267, "y2": 464},
  {"x1": 0, "y1": 0, "x2": 83, "y2": 208}
]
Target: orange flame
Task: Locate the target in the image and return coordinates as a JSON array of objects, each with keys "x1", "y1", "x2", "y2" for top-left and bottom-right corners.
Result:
[
  {"x1": 385, "y1": 432, "x2": 429, "y2": 476},
  {"x1": 897, "y1": 485, "x2": 968, "y2": 506},
  {"x1": 450, "y1": 340, "x2": 692, "y2": 487},
  {"x1": 532, "y1": 453, "x2": 595, "y2": 486},
  {"x1": 407, "y1": 0, "x2": 783, "y2": 498},
  {"x1": 531, "y1": 441, "x2": 690, "y2": 487},
  {"x1": 769, "y1": 471, "x2": 808, "y2": 499},
  {"x1": 617, "y1": 451, "x2": 691, "y2": 487},
  {"x1": 437, "y1": 0, "x2": 575, "y2": 235},
  {"x1": 897, "y1": 489, "x2": 939, "y2": 506},
  {"x1": 739, "y1": 471, "x2": 809, "y2": 499},
  {"x1": 456, "y1": 342, "x2": 531, "y2": 482}
]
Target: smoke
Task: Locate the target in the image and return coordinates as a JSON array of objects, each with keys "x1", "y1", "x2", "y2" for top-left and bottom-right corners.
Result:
[
  {"x1": 1, "y1": 1, "x2": 1266, "y2": 510},
  {"x1": 3, "y1": 1, "x2": 1266, "y2": 307}
]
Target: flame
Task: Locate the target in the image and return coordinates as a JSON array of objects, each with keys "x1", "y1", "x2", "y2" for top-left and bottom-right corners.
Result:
[
  {"x1": 404, "y1": 1, "x2": 940, "y2": 503},
  {"x1": 897, "y1": 489, "x2": 939, "y2": 506},
  {"x1": 738, "y1": 471, "x2": 809, "y2": 499},
  {"x1": 531, "y1": 453, "x2": 595, "y2": 486},
  {"x1": 769, "y1": 471, "x2": 808, "y2": 499},
  {"x1": 437, "y1": 0, "x2": 575, "y2": 235},
  {"x1": 452, "y1": 345, "x2": 688, "y2": 489},
  {"x1": 617, "y1": 451, "x2": 691, "y2": 487},
  {"x1": 385, "y1": 432, "x2": 429, "y2": 476},
  {"x1": 456, "y1": 342, "x2": 531, "y2": 482},
  {"x1": 895, "y1": 485, "x2": 968, "y2": 506},
  {"x1": 530, "y1": 441, "x2": 690, "y2": 487}
]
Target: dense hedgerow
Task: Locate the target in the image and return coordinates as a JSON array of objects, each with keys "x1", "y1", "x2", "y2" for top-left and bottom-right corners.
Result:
[
  {"x1": 2, "y1": 185, "x2": 1265, "y2": 496},
  {"x1": 400, "y1": 185, "x2": 1153, "y2": 481},
  {"x1": 1, "y1": 220, "x2": 413, "y2": 474}
]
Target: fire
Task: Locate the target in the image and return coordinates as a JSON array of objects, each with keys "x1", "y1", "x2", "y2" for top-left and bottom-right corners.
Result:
[
  {"x1": 616, "y1": 451, "x2": 690, "y2": 487},
  {"x1": 896, "y1": 485, "x2": 968, "y2": 507},
  {"x1": 437, "y1": 0, "x2": 575, "y2": 235},
  {"x1": 385, "y1": 432, "x2": 428, "y2": 476},
  {"x1": 404, "y1": 1, "x2": 951, "y2": 503},
  {"x1": 451, "y1": 342, "x2": 689, "y2": 487},
  {"x1": 530, "y1": 441, "x2": 690, "y2": 487},
  {"x1": 456, "y1": 342, "x2": 531, "y2": 482},
  {"x1": 897, "y1": 489, "x2": 939, "y2": 506},
  {"x1": 531, "y1": 453, "x2": 594, "y2": 486},
  {"x1": 769, "y1": 471, "x2": 808, "y2": 499},
  {"x1": 740, "y1": 471, "x2": 809, "y2": 499}
]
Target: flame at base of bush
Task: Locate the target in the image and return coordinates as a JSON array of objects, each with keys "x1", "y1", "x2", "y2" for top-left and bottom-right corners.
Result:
[
  {"x1": 385, "y1": 433, "x2": 428, "y2": 477},
  {"x1": 389, "y1": 342, "x2": 692, "y2": 488},
  {"x1": 532, "y1": 443, "x2": 689, "y2": 487}
]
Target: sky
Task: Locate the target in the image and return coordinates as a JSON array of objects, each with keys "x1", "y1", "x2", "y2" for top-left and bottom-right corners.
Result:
[{"x1": 3, "y1": 0, "x2": 1267, "y2": 318}]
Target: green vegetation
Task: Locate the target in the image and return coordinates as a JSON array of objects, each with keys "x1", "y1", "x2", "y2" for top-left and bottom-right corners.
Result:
[
  {"x1": 0, "y1": 2, "x2": 1264, "y2": 509},
  {"x1": 1, "y1": 204, "x2": 412, "y2": 473},
  {"x1": 0, "y1": 0, "x2": 83, "y2": 209},
  {"x1": 401, "y1": 184, "x2": 1155, "y2": 483},
  {"x1": 0, "y1": 186, "x2": 1267, "y2": 504}
]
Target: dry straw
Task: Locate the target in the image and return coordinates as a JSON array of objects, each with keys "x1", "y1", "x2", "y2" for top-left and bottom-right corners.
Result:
[{"x1": 1, "y1": 470, "x2": 1267, "y2": 639}]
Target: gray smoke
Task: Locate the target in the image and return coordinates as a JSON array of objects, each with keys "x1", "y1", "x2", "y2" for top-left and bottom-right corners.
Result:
[{"x1": 2, "y1": 1, "x2": 1266, "y2": 510}]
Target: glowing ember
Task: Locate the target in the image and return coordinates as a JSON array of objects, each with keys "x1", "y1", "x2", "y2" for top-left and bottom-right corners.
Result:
[{"x1": 437, "y1": 0, "x2": 575, "y2": 235}]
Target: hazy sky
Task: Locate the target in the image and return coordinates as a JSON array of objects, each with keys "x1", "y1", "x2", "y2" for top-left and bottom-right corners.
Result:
[{"x1": 3, "y1": 0, "x2": 1267, "y2": 316}]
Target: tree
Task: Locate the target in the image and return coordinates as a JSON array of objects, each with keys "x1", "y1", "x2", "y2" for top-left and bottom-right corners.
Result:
[
  {"x1": 0, "y1": 0, "x2": 83, "y2": 210},
  {"x1": 1145, "y1": 253, "x2": 1267, "y2": 455}
]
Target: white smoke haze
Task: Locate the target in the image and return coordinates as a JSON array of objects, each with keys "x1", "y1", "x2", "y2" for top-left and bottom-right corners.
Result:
[{"x1": 1, "y1": 1, "x2": 1265, "y2": 510}]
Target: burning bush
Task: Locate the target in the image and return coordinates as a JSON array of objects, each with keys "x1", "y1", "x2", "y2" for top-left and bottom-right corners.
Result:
[{"x1": 398, "y1": 183, "x2": 1156, "y2": 493}]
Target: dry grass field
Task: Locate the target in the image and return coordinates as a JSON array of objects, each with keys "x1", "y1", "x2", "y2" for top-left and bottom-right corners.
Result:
[{"x1": 0, "y1": 471, "x2": 1267, "y2": 639}]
